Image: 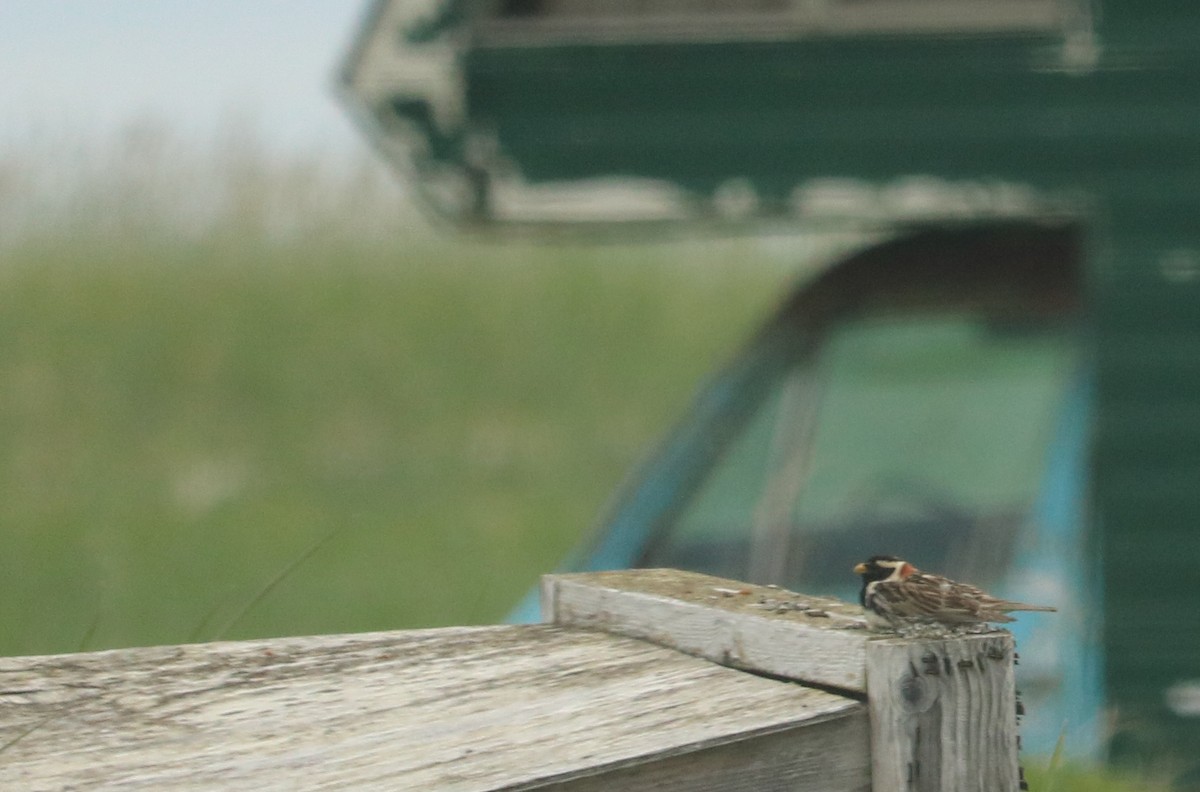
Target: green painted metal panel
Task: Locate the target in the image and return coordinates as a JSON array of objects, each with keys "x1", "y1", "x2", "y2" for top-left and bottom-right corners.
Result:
[{"x1": 463, "y1": 44, "x2": 1200, "y2": 199}]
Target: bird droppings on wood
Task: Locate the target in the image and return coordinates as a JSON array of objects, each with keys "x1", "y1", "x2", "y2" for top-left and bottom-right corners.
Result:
[
  {"x1": 563, "y1": 569, "x2": 864, "y2": 624},
  {"x1": 709, "y1": 586, "x2": 754, "y2": 597}
]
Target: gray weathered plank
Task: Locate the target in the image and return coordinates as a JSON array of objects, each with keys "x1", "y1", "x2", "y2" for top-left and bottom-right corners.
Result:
[
  {"x1": 541, "y1": 712, "x2": 869, "y2": 792},
  {"x1": 0, "y1": 624, "x2": 867, "y2": 791},
  {"x1": 865, "y1": 632, "x2": 1018, "y2": 792},
  {"x1": 543, "y1": 568, "x2": 870, "y2": 692}
]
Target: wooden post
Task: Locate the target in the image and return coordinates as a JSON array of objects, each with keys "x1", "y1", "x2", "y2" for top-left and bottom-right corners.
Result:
[
  {"x1": 865, "y1": 633, "x2": 1018, "y2": 792},
  {"x1": 544, "y1": 569, "x2": 1021, "y2": 792}
]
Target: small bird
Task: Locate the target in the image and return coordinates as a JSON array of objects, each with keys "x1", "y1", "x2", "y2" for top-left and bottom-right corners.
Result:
[{"x1": 853, "y1": 555, "x2": 1056, "y2": 630}]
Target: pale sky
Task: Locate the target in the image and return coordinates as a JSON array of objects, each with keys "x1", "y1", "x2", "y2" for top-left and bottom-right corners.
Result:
[{"x1": 0, "y1": 1, "x2": 371, "y2": 155}]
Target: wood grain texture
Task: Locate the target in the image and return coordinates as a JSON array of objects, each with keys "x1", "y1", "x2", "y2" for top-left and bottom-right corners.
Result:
[
  {"x1": 0, "y1": 624, "x2": 865, "y2": 791},
  {"x1": 543, "y1": 568, "x2": 871, "y2": 692},
  {"x1": 545, "y1": 708, "x2": 870, "y2": 792},
  {"x1": 864, "y1": 632, "x2": 1018, "y2": 792}
]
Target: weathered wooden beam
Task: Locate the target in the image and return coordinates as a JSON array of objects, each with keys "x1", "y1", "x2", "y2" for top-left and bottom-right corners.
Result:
[
  {"x1": 0, "y1": 623, "x2": 867, "y2": 791},
  {"x1": 544, "y1": 568, "x2": 1020, "y2": 792},
  {"x1": 542, "y1": 567, "x2": 870, "y2": 692}
]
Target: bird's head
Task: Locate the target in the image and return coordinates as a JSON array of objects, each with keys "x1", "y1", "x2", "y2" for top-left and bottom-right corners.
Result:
[{"x1": 852, "y1": 555, "x2": 916, "y2": 584}]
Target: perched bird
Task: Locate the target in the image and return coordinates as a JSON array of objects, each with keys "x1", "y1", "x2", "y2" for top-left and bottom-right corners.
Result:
[{"x1": 853, "y1": 555, "x2": 1056, "y2": 630}]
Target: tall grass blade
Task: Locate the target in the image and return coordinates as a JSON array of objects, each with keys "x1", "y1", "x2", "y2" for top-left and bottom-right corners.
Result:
[
  {"x1": 211, "y1": 525, "x2": 346, "y2": 641},
  {"x1": 1043, "y1": 720, "x2": 1069, "y2": 792},
  {"x1": 75, "y1": 613, "x2": 102, "y2": 653},
  {"x1": 0, "y1": 714, "x2": 60, "y2": 758},
  {"x1": 187, "y1": 589, "x2": 237, "y2": 644}
]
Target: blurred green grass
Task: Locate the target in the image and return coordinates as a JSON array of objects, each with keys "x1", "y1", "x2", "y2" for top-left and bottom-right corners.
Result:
[
  {"x1": 0, "y1": 218, "x2": 796, "y2": 655},
  {"x1": 1024, "y1": 764, "x2": 1174, "y2": 792}
]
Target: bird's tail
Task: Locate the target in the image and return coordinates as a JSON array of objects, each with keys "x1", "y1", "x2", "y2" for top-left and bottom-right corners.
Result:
[{"x1": 1003, "y1": 601, "x2": 1057, "y2": 613}]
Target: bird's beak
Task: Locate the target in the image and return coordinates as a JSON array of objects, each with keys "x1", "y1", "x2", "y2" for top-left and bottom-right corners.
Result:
[{"x1": 853, "y1": 562, "x2": 867, "y2": 574}]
